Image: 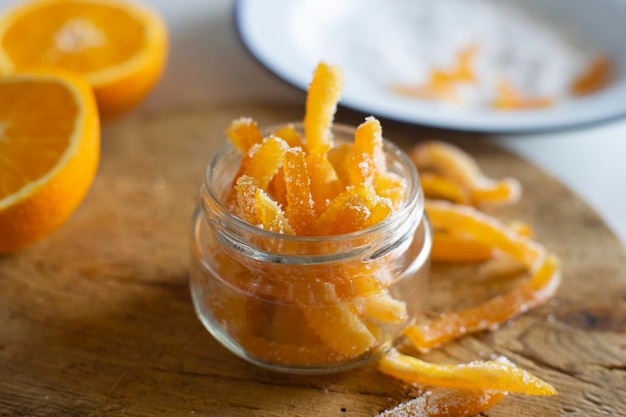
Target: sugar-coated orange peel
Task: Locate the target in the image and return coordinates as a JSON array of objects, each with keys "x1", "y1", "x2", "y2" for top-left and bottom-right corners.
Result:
[
  {"x1": 405, "y1": 200, "x2": 561, "y2": 351},
  {"x1": 376, "y1": 388, "x2": 505, "y2": 417},
  {"x1": 411, "y1": 140, "x2": 521, "y2": 208},
  {"x1": 425, "y1": 200, "x2": 542, "y2": 267},
  {"x1": 431, "y1": 231, "x2": 494, "y2": 263},
  {"x1": 394, "y1": 44, "x2": 478, "y2": 105},
  {"x1": 213, "y1": 61, "x2": 560, "y2": 416},
  {"x1": 393, "y1": 42, "x2": 612, "y2": 110},
  {"x1": 406, "y1": 253, "x2": 560, "y2": 351},
  {"x1": 494, "y1": 79, "x2": 554, "y2": 111},
  {"x1": 226, "y1": 117, "x2": 263, "y2": 154},
  {"x1": 379, "y1": 348, "x2": 557, "y2": 395},
  {"x1": 211, "y1": 62, "x2": 414, "y2": 364}
]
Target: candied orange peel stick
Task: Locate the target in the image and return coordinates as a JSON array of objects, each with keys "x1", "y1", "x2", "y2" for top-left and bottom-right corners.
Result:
[
  {"x1": 425, "y1": 200, "x2": 542, "y2": 267},
  {"x1": 214, "y1": 61, "x2": 560, "y2": 416},
  {"x1": 406, "y1": 254, "x2": 561, "y2": 351},
  {"x1": 379, "y1": 348, "x2": 557, "y2": 395},
  {"x1": 411, "y1": 141, "x2": 521, "y2": 207},
  {"x1": 226, "y1": 117, "x2": 263, "y2": 154},
  {"x1": 304, "y1": 62, "x2": 343, "y2": 155},
  {"x1": 405, "y1": 200, "x2": 561, "y2": 351},
  {"x1": 216, "y1": 62, "x2": 419, "y2": 364}
]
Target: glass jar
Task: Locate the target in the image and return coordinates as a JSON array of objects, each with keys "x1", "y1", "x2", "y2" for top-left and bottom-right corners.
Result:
[{"x1": 189, "y1": 122, "x2": 431, "y2": 374}]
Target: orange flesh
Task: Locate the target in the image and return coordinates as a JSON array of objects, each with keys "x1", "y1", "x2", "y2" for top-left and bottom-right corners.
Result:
[
  {"x1": 1, "y1": 2, "x2": 144, "y2": 74},
  {"x1": 0, "y1": 79, "x2": 76, "y2": 198}
]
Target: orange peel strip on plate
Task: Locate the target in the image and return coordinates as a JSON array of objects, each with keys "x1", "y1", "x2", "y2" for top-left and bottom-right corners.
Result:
[
  {"x1": 379, "y1": 348, "x2": 557, "y2": 396},
  {"x1": 570, "y1": 54, "x2": 613, "y2": 96},
  {"x1": 493, "y1": 79, "x2": 554, "y2": 110},
  {"x1": 411, "y1": 141, "x2": 522, "y2": 207},
  {"x1": 376, "y1": 388, "x2": 504, "y2": 417}
]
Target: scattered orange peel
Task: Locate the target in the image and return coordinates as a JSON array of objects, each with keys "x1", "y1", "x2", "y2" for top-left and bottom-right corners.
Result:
[
  {"x1": 379, "y1": 348, "x2": 557, "y2": 395},
  {"x1": 376, "y1": 388, "x2": 505, "y2": 417},
  {"x1": 411, "y1": 140, "x2": 521, "y2": 207}
]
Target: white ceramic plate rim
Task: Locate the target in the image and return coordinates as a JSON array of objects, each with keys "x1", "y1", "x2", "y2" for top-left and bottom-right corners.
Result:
[{"x1": 234, "y1": 0, "x2": 626, "y2": 133}]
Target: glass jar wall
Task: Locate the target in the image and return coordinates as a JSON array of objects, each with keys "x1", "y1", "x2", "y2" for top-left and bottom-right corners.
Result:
[{"x1": 190, "y1": 123, "x2": 431, "y2": 374}]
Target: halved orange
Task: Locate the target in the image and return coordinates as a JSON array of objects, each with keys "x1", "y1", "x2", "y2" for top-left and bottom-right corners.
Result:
[
  {"x1": 0, "y1": 70, "x2": 99, "y2": 253},
  {"x1": 0, "y1": 0, "x2": 168, "y2": 116}
]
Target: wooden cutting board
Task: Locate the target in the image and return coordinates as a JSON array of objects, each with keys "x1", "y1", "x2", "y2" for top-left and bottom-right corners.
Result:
[{"x1": 1, "y1": 104, "x2": 624, "y2": 416}]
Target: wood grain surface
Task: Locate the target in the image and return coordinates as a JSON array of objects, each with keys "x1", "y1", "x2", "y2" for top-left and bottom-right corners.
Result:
[{"x1": 1, "y1": 104, "x2": 625, "y2": 416}]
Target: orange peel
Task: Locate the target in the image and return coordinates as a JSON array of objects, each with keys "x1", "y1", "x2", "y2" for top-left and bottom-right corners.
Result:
[
  {"x1": 376, "y1": 388, "x2": 504, "y2": 417},
  {"x1": 411, "y1": 141, "x2": 521, "y2": 207},
  {"x1": 379, "y1": 348, "x2": 557, "y2": 395}
]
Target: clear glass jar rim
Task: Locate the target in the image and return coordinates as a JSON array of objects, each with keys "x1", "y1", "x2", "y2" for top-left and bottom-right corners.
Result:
[{"x1": 202, "y1": 122, "x2": 423, "y2": 244}]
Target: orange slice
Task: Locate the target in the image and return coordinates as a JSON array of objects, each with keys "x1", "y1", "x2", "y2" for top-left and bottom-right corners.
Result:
[
  {"x1": 379, "y1": 348, "x2": 557, "y2": 395},
  {"x1": 0, "y1": 70, "x2": 99, "y2": 253},
  {"x1": 0, "y1": 0, "x2": 168, "y2": 116}
]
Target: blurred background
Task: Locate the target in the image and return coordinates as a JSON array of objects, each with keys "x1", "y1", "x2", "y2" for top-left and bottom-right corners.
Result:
[{"x1": 2, "y1": 0, "x2": 624, "y2": 243}]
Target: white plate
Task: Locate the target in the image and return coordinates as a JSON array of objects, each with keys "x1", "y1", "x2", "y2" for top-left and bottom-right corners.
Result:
[{"x1": 234, "y1": 0, "x2": 626, "y2": 133}]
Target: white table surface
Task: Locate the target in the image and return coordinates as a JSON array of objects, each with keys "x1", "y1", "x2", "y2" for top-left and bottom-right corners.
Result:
[{"x1": 3, "y1": 0, "x2": 625, "y2": 245}]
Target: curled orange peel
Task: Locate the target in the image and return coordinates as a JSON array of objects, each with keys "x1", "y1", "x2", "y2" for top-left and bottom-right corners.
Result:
[
  {"x1": 425, "y1": 200, "x2": 543, "y2": 267},
  {"x1": 406, "y1": 254, "x2": 560, "y2": 351},
  {"x1": 431, "y1": 231, "x2": 495, "y2": 263},
  {"x1": 406, "y1": 200, "x2": 561, "y2": 351},
  {"x1": 412, "y1": 141, "x2": 521, "y2": 207},
  {"x1": 379, "y1": 348, "x2": 557, "y2": 396}
]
